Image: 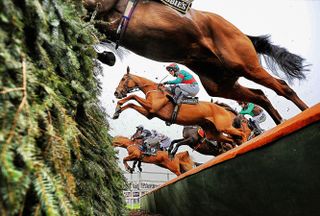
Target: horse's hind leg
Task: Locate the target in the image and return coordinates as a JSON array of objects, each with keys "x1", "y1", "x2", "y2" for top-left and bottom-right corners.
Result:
[
  {"x1": 132, "y1": 160, "x2": 142, "y2": 172},
  {"x1": 244, "y1": 67, "x2": 308, "y2": 111},
  {"x1": 137, "y1": 161, "x2": 142, "y2": 172},
  {"x1": 198, "y1": 76, "x2": 283, "y2": 124}
]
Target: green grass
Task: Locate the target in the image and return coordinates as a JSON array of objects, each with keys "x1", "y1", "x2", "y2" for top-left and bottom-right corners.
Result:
[{"x1": 126, "y1": 203, "x2": 140, "y2": 209}]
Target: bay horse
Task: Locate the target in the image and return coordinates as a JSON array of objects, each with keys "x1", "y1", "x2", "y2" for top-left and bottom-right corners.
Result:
[
  {"x1": 113, "y1": 68, "x2": 247, "y2": 144},
  {"x1": 112, "y1": 136, "x2": 195, "y2": 176},
  {"x1": 168, "y1": 114, "x2": 254, "y2": 158},
  {"x1": 168, "y1": 126, "x2": 232, "y2": 158},
  {"x1": 83, "y1": 0, "x2": 309, "y2": 125}
]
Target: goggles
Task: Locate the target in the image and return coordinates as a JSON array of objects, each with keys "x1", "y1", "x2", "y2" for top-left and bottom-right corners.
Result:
[{"x1": 167, "y1": 67, "x2": 176, "y2": 72}]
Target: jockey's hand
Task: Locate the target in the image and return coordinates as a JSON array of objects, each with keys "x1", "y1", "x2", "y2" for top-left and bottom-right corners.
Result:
[{"x1": 158, "y1": 83, "x2": 166, "y2": 88}]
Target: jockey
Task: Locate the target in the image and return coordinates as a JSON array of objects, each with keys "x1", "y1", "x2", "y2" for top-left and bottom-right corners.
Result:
[
  {"x1": 163, "y1": 63, "x2": 200, "y2": 104},
  {"x1": 131, "y1": 125, "x2": 152, "y2": 140},
  {"x1": 238, "y1": 101, "x2": 266, "y2": 135},
  {"x1": 131, "y1": 125, "x2": 156, "y2": 155},
  {"x1": 151, "y1": 130, "x2": 171, "y2": 151}
]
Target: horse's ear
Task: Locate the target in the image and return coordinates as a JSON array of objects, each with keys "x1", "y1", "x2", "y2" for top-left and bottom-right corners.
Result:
[{"x1": 127, "y1": 66, "x2": 130, "y2": 74}]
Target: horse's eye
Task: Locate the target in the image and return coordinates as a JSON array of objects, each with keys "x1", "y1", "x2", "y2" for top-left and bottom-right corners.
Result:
[{"x1": 121, "y1": 78, "x2": 125, "y2": 81}]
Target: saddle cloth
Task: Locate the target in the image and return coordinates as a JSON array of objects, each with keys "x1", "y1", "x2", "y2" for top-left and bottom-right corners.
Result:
[
  {"x1": 159, "y1": 0, "x2": 193, "y2": 14},
  {"x1": 181, "y1": 96, "x2": 198, "y2": 104}
]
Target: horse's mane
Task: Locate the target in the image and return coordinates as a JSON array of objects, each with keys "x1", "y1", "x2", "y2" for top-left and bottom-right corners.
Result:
[
  {"x1": 215, "y1": 102, "x2": 238, "y2": 115},
  {"x1": 113, "y1": 135, "x2": 133, "y2": 144},
  {"x1": 130, "y1": 73, "x2": 168, "y2": 92}
]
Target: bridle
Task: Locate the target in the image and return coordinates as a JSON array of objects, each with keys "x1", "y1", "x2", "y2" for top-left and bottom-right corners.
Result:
[
  {"x1": 121, "y1": 74, "x2": 141, "y2": 94},
  {"x1": 121, "y1": 74, "x2": 162, "y2": 95}
]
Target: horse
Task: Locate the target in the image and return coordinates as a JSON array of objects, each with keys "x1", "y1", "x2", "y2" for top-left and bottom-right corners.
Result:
[
  {"x1": 113, "y1": 68, "x2": 247, "y2": 144},
  {"x1": 112, "y1": 136, "x2": 195, "y2": 176},
  {"x1": 83, "y1": 0, "x2": 309, "y2": 125},
  {"x1": 168, "y1": 114, "x2": 255, "y2": 158}
]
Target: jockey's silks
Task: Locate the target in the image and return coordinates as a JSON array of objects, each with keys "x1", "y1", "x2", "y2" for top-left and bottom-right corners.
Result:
[{"x1": 166, "y1": 70, "x2": 198, "y2": 84}]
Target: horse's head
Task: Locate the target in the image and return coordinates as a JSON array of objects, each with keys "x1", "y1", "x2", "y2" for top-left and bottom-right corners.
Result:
[
  {"x1": 112, "y1": 136, "x2": 133, "y2": 148},
  {"x1": 114, "y1": 67, "x2": 139, "y2": 99}
]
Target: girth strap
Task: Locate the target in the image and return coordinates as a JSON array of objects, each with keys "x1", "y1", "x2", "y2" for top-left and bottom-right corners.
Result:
[
  {"x1": 166, "y1": 104, "x2": 180, "y2": 126},
  {"x1": 115, "y1": 0, "x2": 139, "y2": 49}
]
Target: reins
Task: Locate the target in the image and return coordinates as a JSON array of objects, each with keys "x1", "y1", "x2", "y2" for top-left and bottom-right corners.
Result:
[{"x1": 123, "y1": 74, "x2": 165, "y2": 96}]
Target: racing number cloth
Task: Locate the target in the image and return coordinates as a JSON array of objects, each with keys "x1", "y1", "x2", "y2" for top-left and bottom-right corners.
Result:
[{"x1": 159, "y1": 0, "x2": 193, "y2": 14}]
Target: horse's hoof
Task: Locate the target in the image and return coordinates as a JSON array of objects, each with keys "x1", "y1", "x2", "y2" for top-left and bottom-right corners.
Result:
[
  {"x1": 112, "y1": 113, "x2": 119, "y2": 119},
  {"x1": 115, "y1": 105, "x2": 121, "y2": 113}
]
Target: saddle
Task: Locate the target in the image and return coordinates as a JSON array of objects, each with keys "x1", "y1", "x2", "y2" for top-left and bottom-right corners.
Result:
[{"x1": 181, "y1": 96, "x2": 199, "y2": 104}]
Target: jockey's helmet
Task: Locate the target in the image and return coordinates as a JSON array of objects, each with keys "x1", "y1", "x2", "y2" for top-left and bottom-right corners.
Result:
[
  {"x1": 136, "y1": 125, "x2": 144, "y2": 130},
  {"x1": 166, "y1": 63, "x2": 179, "y2": 73}
]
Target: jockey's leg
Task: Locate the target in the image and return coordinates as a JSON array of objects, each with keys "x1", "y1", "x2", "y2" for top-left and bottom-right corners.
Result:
[{"x1": 172, "y1": 86, "x2": 184, "y2": 104}]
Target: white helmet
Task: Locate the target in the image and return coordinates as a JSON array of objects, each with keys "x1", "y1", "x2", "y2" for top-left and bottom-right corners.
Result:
[{"x1": 136, "y1": 125, "x2": 144, "y2": 130}]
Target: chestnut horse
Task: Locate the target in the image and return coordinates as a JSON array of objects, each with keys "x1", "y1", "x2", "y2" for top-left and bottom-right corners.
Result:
[
  {"x1": 84, "y1": 0, "x2": 309, "y2": 125},
  {"x1": 168, "y1": 114, "x2": 254, "y2": 158},
  {"x1": 113, "y1": 68, "x2": 246, "y2": 144},
  {"x1": 112, "y1": 136, "x2": 195, "y2": 176}
]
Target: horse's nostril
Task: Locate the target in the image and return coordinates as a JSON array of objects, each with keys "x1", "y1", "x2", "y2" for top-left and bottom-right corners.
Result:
[{"x1": 114, "y1": 92, "x2": 118, "y2": 97}]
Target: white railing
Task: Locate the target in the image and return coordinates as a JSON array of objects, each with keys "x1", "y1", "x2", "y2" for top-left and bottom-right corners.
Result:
[{"x1": 123, "y1": 171, "x2": 176, "y2": 208}]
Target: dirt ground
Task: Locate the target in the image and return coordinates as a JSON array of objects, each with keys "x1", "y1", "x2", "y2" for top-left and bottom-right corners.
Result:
[{"x1": 129, "y1": 210, "x2": 162, "y2": 216}]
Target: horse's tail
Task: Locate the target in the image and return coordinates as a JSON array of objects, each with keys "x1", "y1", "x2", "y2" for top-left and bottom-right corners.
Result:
[
  {"x1": 176, "y1": 151, "x2": 194, "y2": 174},
  {"x1": 247, "y1": 35, "x2": 309, "y2": 82}
]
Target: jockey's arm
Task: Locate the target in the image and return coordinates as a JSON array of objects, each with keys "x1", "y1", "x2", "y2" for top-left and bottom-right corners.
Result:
[
  {"x1": 165, "y1": 76, "x2": 183, "y2": 84},
  {"x1": 165, "y1": 72, "x2": 185, "y2": 84}
]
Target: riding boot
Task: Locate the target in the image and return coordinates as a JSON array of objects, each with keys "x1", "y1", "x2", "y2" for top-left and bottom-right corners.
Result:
[
  {"x1": 251, "y1": 120, "x2": 263, "y2": 135},
  {"x1": 173, "y1": 91, "x2": 184, "y2": 104}
]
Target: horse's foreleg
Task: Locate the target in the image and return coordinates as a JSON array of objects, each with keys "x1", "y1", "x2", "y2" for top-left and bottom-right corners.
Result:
[
  {"x1": 170, "y1": 138, "x2": 193, "y2": 159},
  {"x1": 117, "y1": 94, "x2": 139, "y2": 106},
  {"x1": 123, "y1": 155, "x2": 136, "y2": 173},
  {"x1": 117, "y1": 94, "x2": 152, "y2": 109},
  {"x1": 221, "y1": 127, "x2": 246, "y2": 145},
  {"x1": 168, "y1": 138, "x2": 184, "y2": 154},
  {"x1": 137, "y1": 161, "x2": 142, "y2": 172},
  {"x1": 132, "y1": 160, "x2": 138, "y2": 171},
  {"x1": 117, "y1": 103, "x2": 153, "y2": 119}
]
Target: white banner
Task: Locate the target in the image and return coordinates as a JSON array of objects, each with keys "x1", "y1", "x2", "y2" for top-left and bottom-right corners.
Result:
[{"x1": 159, "y1": 0, "x2": 193, "y2": 14}]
